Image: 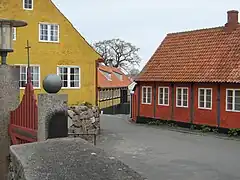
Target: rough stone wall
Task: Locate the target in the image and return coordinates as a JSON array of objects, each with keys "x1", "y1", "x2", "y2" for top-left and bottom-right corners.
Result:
[
  {"x1": 0, "y1": 65, "x2": 20, "y2": 180},
  {"x1": 8, "y1": 138, "x2": 145, "y2": 180},
  {"x1": 68, "y1": 105, "x2": 100, "y2": 142}
]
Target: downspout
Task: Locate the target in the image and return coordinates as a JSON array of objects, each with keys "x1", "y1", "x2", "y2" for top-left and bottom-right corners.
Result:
[
  {"x1": 153, "y1": 82, "x2": 156, "y2": 119},
  {"x1": 217, "y1": 83, "x2": 221, "y2": 127},
  {"x1": 171, "y1": 83, "x2": 174, "y2": 120},
  {"x1": 190, "y1": 83, "x2": 194, "y2": 123},
  {"x1": 95, "y1": 58, "x2": 104, "y2": 106},
  {"x1": 137, "y1": 82, "x2": 141, "y2": 121}
]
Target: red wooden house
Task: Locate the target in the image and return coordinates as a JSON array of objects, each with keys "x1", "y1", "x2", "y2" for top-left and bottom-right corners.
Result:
[{"x1": 131, "y1": 10, "x2": 240, "y2": 129}]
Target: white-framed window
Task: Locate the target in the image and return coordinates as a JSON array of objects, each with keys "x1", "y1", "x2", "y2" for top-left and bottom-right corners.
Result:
[
  {"x1": 117, "y1": 89, "x2": 120, "y2": 97},
  {"x1": 158, "y1": 87, "x2": 169, "y2": 106},
  {"x1": 113, "y1": 89, "x2": 117, "y2": 98},
  {"x1": 176, "y1": 87, "x2": 188, "y2": 108},
  {"x1": 226, "y1": 89, "x2": 240, "y2": 112},
  {"x1": 103, "y1": 90, "x2": 107, "y2": 100},
  {"x1": 198, "y1": 88, "x2": 212, "y2": 109},
  {"x1": 13, "y1": 28, "x2": 16, "y2": 41},
  {"x1": 99, "y1": 90, "x2": 105, "y2": 101},
  {"x1": 57, "y1": 66, "x2": 80, "y2": 89},
  {"x1": 23, "y1": 0, "x2": 33, "y2": 10},
  {"x1": 17, "y1": 65, "x2": 40, "y2": 89},
  {"x1": 110, "y1": 89, "x2": 113, "y2": 99},
  {"x1": 142, "y1": 86, "x2": 152, "y2": 104},
  {"x1": 39, "y1": 23, "x2": 59, "y2": 43},
  {"x1": 106, "y1": 90, "x2": 110, "y2": 99}
]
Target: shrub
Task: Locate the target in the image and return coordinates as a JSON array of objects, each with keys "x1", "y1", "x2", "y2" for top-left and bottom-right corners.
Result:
[
  {"x1": 228, "y1": 129, "x2": 240, "y2": 137},
  {"x1": 201, "y1": 125, "x2": 211, "y2": 133}
]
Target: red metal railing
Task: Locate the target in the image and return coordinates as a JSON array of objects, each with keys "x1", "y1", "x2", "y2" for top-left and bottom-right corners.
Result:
[{"x1": 9, "y1": 68, "x2": 38, "y2": 145}]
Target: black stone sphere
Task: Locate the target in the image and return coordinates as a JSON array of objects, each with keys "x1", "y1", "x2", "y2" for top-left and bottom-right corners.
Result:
[{"x1": 43, "y1": 74, "x2": 62, "y2": 93}]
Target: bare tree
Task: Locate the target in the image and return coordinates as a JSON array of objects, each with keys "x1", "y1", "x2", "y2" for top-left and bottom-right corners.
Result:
[
  {"x1": 128, "y1": 68, "x2": 140, "y2": 78},
  {"x1": 93, "y1": 38, "x2": 141, "y2": 72}
]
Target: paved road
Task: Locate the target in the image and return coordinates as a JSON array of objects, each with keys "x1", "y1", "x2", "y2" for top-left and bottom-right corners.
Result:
[{"x1": 97, "y1": 115, "x2": 240, "y2": 180}]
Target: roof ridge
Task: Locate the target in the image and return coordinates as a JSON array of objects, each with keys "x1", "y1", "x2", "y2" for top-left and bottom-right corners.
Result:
[{"x1": 167, "y1": 26, "x2": 224, "y2": 36}]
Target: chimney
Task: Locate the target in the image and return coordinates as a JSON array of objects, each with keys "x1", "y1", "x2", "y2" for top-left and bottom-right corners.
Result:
[{"x1": 225, "y1": 10, "x2": 239, "y2": 32}]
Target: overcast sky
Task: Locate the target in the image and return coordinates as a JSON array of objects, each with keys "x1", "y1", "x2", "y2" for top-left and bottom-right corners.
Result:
[{"x1": 52, "y1": 0, "x2": 240, "y2": 70}]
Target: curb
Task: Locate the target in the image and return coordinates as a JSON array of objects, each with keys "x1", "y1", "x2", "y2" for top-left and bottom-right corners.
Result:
[{"x1": 126, "y1": 118, "x2": 240, "y2": 141}]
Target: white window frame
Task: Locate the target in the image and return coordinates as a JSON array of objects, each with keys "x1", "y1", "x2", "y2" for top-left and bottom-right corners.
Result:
[
  {"x1": 198, "y1": 88, "x2": 212, "y2": 110},
  {"x1": 15, "y1": 64, "x2": 41, "y2": 89},
  {"x1": 39, "y1": 23, "x2": 60, "y2": 43},
  {"x1": 13, "y1": 28, "x2": 16, "y2": 41},
  {"x1": 57, "y1": 66, "x2": 81, "y2": 89},
  {"x1": 142, "y1": 86, "x2": 152, "y2": 105},
  {"x1": 226, "y1": 89, "x2": 240, "y2": 112},
  {"x1": 158, "y1": 86, "x2": 169, "y2": 106},
  {"x1": 23, "y1": 0, "x2": 33, "y2": 10},
  {"x1": 176, "y1": 87, "x2": 188, "y2": 108}
]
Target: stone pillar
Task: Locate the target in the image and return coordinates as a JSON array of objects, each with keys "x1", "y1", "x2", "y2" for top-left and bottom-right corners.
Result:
[
  {"x1": 0, "y1": 65, "x2": 19, "y2": 180},
  {"x1": 37, "y1": 94, "x2": 68, "y2": 141}
]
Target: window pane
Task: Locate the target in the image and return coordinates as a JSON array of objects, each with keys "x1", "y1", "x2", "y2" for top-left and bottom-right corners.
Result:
[
  {"x1": 183, "y1": 100, "x2": 187, "y2": 107},
  {"x1": 159, "y1": 88, "x2": 163, "y2": 94},
  {"x1": 235, "y1": 97, "x2": 240, "y2": 104},
  {"x1": 200, "y1": 101, "x2": 204, "y2": 108},
  {"x1": 227, "y1": 103, "x2": 233, "y2": 110},
  {"x1": 165, "y1": 88, "x2": 168, "y2": 94},
  {"x1": 19, "y1": 81, "x2": 26, "y2": 87},
  {"x1": 164, "y1": 98, "x2": 168, "y2": 105},
  {"x1": 62, "y1": 81, "x2": 68, "y2": 87},
  {"x1": 177, "y1": 89, "x2": 181, "y2": 101},
  {"x1": 20, "y1": 66, "x2": 26, "y2": 73},
  {"x1": 200, "y1": 89, "x2": 204, "y2": 96},
  {"x1": 183, "y1": 88, "x2": 187, "y2": 95},
  {"x1": 159, "y1": 98, "x2": 163, "y2": 104},
  {"x1": 20, "y1": 74, "x2": 26, "y2": 81},
  {"x1": 227, "y1": 90, "x2": 233, "y2": 97},
  {"x1": 177, "y1": 99, "x2": 181, "y2": 106},
  {"x1": 206, "y1": 95, "x2": 211, "y2": 102},
  {"x1": 235, "y1": 90, "x2": 240, "y2": 97},
  {"x1": 183, "y1": 94, "x2": 187, "y2": 101},
  {"x1": 235, "y1": 104, "x2": 240, "y2": 111},
  {"x1": 32, "y1": 73, "x2": 39, "y2": 81},
  {"x1": 200, "y1": 95, "x2": 204, "y2": 102},
  {"x1": 143, "y1": 97, "x2": 146, "y2": 103},
  {"x1": 227, "y1": 96, "x2": 233, "y2": 104},
  {"x1": 32, "y1": 81, "x2": 39, "y2": 87},
  {"x1": 206, "y1": 102, "x2": 211, "y2": 108},
  {"x1": 206, "y1": 89, "x2": 211, "y2": 96}
]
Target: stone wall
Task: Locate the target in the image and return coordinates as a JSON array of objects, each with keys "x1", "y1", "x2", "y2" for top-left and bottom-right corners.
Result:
[
  {"x1": 8, "y1": 138, "x2": 145, "y2": 180},
  {"x1": 68, "y1": 104, "x2": 100, "y2": 142}
]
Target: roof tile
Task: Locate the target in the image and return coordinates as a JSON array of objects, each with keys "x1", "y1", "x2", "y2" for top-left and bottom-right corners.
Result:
[{"x1": 136, "y1": 25, "x2": 240, "y2": 83}]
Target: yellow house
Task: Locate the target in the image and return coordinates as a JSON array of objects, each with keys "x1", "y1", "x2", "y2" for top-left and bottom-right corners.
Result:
[{"x1": 0, "y1": 0, "x2": 101, "y2": 105}]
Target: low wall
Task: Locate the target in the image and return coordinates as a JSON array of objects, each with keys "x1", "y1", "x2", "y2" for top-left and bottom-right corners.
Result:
[
  {"x1": 8, "y1": 138, "x2": 145, "y2": 180},
  {"x1": 68, "y1": 104, "x2": 100, "y2": 142}
]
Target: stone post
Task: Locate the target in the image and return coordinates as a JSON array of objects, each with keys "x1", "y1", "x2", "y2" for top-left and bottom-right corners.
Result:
[
  {"x1": 0, "y1": 65, "x2": 19, "y2": 180},
  {"x1": 37, "y1": 94, "x2": 68, "y2": 141}
]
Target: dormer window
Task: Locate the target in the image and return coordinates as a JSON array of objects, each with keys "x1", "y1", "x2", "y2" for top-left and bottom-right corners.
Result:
[
  {"x1": 23, "y1": 0, "x2": 33, "y2": 10},
  {"x1": 100, "y1": 70, "x2": 111, "y2": 81},
  {"x1": 113, "y1": 72, "x2": 123, "y2": 81}
]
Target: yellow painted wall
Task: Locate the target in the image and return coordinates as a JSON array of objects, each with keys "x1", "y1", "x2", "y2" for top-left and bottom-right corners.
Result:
[
  {"x1": 98, "y1": 98, "x2": 121, "y2": 109},
  {"x1": 0, "y1": 0, "x2": 100, "y2": 105}
]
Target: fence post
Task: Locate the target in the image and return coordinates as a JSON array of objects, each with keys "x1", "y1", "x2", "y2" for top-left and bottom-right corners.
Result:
[
  {"x1": 37, "y1": 94, "x2": 68, "y2": 141},
  {"x1": 0, "y1": 65, "x2": 19, "y2": 180}
]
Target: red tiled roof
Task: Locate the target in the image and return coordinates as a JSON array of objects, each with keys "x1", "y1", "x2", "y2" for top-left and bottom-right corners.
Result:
[
  {"x1": 98, "y1": 65, "x2": 132, "y2": 88},
  {"x1": 136, "y1": 12, "x2": 240, "y2": 83}
]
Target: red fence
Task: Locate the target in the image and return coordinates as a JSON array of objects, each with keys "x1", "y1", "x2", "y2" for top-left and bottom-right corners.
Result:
[{"x1": 9, "y1": 76, "x2": 38, "y2": 145}]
